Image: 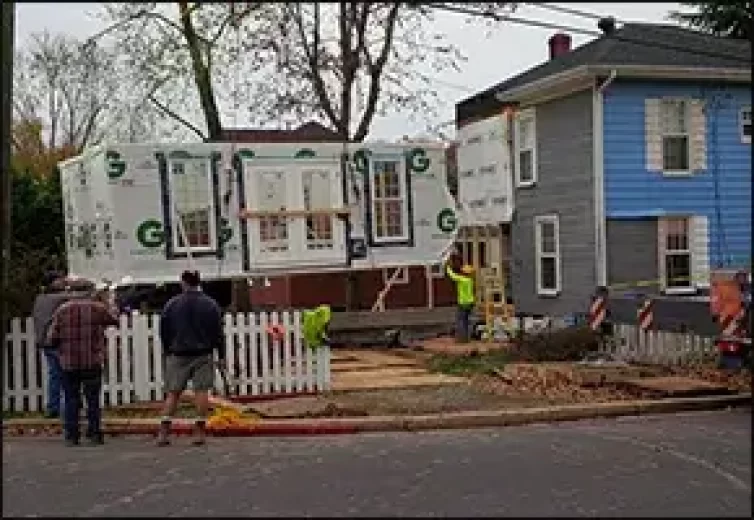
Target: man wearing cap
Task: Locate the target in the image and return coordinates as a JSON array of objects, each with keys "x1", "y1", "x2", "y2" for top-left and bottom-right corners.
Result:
[
  {"x1": 445, "y1": 258, "x2": 476, "y2": 343},
  {"x1": 157, "y1": 270, "x2": 226, "y2": 447},
  {"x1": 31, "y1": 271, "x2": 86, "y2": 418},
  {"x1": 47, "y1": 282, "x2": 119, "y2": 446}
]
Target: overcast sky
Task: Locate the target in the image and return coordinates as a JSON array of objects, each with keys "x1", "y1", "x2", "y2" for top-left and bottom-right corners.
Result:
[{"x1": 14, "y1": 2, "x2": 683, "y2": 141}]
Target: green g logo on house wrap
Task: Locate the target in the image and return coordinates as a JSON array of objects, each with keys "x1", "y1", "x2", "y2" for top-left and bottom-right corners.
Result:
[
  {"x1": 407, "y1": 148, "x2": 430, "y2": 173},
  {"x1": 106, "y1": 150, "x2": 126, "y2": 180},
  {"x1": 436, "y1": 208, "x2": 458, "y2": 234},
  {"x1": 136, "y1": 219, "x2": 164, "y2": 248},
  {"x1": 136, "y1": 218, "x2": 234, "y2": 248}
]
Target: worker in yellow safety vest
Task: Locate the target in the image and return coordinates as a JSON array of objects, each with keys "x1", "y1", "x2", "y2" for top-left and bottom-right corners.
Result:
[{"x1": 445, "y1": 260, "x2": 476, "y2": 343}]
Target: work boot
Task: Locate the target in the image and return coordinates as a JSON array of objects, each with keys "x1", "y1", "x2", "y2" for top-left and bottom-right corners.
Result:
[
  {"x1": 86, "y1": 431, "x2": 105, "y2": 445},
  {"x1": 191, "y1": 419, "x2": 207, "y2": 446},
  {"x1": 156, "y1": 418, "x2": 172, "y2": 447}
]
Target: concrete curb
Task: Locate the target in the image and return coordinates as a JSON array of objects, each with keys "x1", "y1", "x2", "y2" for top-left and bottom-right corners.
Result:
[{"x1": 4, "y1": 394, "x2": 750, "y2": 437}]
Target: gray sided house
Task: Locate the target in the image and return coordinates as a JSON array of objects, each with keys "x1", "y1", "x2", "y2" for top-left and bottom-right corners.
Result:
[{"x1": 456, "y1": 22, "x2": 752, "y2": 331}]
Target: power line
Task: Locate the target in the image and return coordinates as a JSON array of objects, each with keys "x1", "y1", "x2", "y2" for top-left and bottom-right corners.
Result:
[
  {"x1": 432, "y1": 3, "x2": 751, "y2": 64},
  {"x1": 527, "y1": 3, "x2": 609, "y2": 22}
]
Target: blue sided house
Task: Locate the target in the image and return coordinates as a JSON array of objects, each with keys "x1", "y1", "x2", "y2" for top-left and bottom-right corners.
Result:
[{"x1": 455, "y1": 20, "x2": 751, "y2": 331}]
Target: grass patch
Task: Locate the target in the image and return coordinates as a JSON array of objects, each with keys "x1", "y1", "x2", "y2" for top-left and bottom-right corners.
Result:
[{"x1": 427, "y1": 349, "x2": 512, "y2": 377}]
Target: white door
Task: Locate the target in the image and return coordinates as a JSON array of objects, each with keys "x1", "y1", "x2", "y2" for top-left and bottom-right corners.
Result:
[{"x1": 244, "y1": 159, "x2": 346, "y2": 268}]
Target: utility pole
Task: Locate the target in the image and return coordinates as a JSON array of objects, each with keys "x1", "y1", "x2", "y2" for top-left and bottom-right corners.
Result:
[{"x1": 1, "y1": 1, "x2": 14, "y2": 387}]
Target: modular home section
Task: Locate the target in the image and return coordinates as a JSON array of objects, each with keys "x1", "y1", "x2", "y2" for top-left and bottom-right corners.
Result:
[{"x1": 58, "y1": 141, "x2": 458, "y2": 285}]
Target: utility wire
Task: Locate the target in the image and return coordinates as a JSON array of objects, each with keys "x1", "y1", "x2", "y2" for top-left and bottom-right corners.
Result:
[
  {"x1": 527, "y1": 3, "x2": 610, "y2": 22},
  {"x1": 433, "y1": 3, "x2": 751, "y2": 64}
]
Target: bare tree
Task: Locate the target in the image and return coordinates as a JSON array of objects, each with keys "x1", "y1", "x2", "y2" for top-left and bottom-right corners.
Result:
[
  {"x1": 96, "y1": 2, "x2": 514, "y2": 142},
  {"x1": 12, "y1": 31, "x2": 137, "y2": 152},
  {"x1": 14, "y1": 31, "x2": 173, "y2": 152},
  {"x1": 95, "y1": 2, "x2": 269, "y2": 141},
  {"x1": 248, "y1": 2, "x2": 515, "y2": 142}
]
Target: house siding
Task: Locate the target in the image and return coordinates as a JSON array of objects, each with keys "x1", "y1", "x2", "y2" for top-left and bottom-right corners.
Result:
[
  {"x1": 603, "y1": 81, "x2": 752, "y2": 280},
  {"x1": 511, "y1": 89, "x2": 596, "y2": 316}
]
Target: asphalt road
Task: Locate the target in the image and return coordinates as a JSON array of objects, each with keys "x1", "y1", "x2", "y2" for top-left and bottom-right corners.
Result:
[{"x1": 3, "y1": 409, "x2": 751, "y2": 517}]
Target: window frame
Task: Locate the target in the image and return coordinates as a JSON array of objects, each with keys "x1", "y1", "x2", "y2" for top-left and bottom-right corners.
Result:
[
  {"x1": 659, "y1": 216, "x2": 695, "y2": 295},
  {"x1": 366, "y1": 155, "x2": 414, "y2": 247},
  {"x1": 158, "y1": 152, "x2": 222, "y2": 260},
  {"x1": 740, "y1": 105, "x2": 752, "y2": 144},
  {"x1": 534, "y1": 214, "x2": 561, "y2": 297},
  {"x1": 514, "y1": 108, "x2": 538, "y2": 188},
  {"x1": 659, "y1": 98, "x2": 692, "y2": 176}
]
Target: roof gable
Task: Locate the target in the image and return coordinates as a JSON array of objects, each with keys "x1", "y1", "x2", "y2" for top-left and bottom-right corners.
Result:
[{"x1": 456, "y1": 23, "x2": 751, "y2": 124}]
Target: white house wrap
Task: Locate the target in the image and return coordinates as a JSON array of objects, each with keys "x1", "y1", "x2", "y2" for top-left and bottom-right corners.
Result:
[{"x1": 58, "y1": 141, "x2": 459, "y2": 286}]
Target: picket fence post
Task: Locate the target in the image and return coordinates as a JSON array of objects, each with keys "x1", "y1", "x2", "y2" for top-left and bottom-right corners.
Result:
[{"x1": 4, "y1": 309, "x2": 330, "y2": 413}]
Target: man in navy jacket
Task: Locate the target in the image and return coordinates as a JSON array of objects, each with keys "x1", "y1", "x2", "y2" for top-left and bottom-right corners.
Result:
[{"x1": 157, "y1": 270, "x2": 226, "y2": 446}]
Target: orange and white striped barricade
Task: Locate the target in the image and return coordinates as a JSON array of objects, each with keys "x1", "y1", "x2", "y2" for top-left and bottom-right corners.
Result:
[
  {"x1": 637, "y1": 297, "x2": 654, "y2": 332},
  {"x1": 589, "y1": 287, "x2": 608, "y2": 333}
]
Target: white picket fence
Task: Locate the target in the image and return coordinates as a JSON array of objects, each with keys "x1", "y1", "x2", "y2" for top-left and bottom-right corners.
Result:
[
  {"x1": 600, "y1": 323, "x2": 718, "y2": 366},
  {"x1": 4, "y1": 311, "x2": 331, "y2": 413}
]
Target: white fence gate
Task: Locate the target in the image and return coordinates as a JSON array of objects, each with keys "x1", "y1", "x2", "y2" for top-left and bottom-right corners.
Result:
[
  {"x1": 600, "y1": 323, "x2": 718, "y2": 366},
  {"x1": 4, "y1": 311, "x2": 331, "y2": 413}
]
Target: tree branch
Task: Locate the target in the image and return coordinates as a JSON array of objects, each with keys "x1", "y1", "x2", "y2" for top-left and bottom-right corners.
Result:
[
  {"x1": 353, "y1": 3, "x2": 399, "y2": 142},
  {"x1": 148, "y1": 94, "x2": 207, "y2": 140},
  {"x1": 292, "y1": 2, "x2": 341, "y2": 133}
]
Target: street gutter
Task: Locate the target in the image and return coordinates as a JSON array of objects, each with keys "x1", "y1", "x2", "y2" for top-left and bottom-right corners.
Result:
[{"x1": 4, "y1": 394, "x2": 751, "y2": 437}]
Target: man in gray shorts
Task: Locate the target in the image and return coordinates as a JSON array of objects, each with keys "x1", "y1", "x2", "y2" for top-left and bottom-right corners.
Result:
[{"x1": 157, "y1": 270, "x2": 225, "y2": 446}]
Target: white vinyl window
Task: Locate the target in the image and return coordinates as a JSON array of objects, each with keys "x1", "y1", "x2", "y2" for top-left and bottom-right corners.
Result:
[
  {"x1": 534, "y1": 215, "x2": 561, "y2": 296},
  {"x1": 382, "y1": 267, "x2": 409, "y2": 285},
  {"x1": 660, "y1": 99, "x2": 691, "y2": 172},
  {"x1": 169, "y1": 158, "x2": 216, "y2": 253},
  {"x1": 514, "y1": 108, "x2": 537, "y2": 187},
  {"x1": 256, "y1": 171, "x2": 289, "y2": 253},
  {"x1": 740, "y1": 106, "x2": 752, "y2": 144},
  {"x1": 302, "y1": 169, "x2": 334, "y2": 251},
  {"x1": 370, "y1": 159, "x2": 409, "y2": 243},
  {"x1": 659, "y1": 217, "x2": 693, "y2": 292}
]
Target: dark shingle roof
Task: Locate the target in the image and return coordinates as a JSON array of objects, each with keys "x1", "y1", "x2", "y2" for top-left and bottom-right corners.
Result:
[
  {"x1": 218, "y1": 122, "x2": 345, "y2": 143},
  {"x1": 456, "y1": 23, "x2": 752, "y2": 124}
]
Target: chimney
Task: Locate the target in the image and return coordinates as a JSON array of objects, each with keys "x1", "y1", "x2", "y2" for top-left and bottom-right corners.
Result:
[
  {"x1": 548, "y1": 32, "x2": 571, "y2": 60},
  {"x1": 598, "y1": 17, "x2": 616, "y2": 36}
]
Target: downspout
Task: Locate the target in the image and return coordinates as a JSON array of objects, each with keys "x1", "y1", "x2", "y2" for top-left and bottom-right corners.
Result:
[{"x1": 593, "y1": 70, "x2": 617, "y2": 287}]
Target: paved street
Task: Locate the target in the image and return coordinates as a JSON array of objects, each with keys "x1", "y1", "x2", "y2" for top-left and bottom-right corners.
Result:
[{"x1": 3, "y1": 409, "x2": 751, "y2": 517}]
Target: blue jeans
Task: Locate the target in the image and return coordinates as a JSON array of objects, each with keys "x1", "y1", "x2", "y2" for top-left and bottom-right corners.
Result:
[
  {"x1": 60, "y1": 368, "x2": 103, "y2": 441},
  {"x1": 456, "y1": 305, "x2": 474, "y2": 343},
  {"x1": 42, "y1": 347, "x2": 63, "y2": 416}
]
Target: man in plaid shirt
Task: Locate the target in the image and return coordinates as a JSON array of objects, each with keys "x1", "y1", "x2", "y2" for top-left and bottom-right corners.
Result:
[{"x1": 47, "y1": 284, "x2": 119, "y2": 446}]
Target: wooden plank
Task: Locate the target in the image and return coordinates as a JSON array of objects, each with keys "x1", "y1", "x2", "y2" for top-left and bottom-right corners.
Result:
[
  {"x1": 292, "y1": 310, "x2": 304, "y2": 393},
  {"x1": 259, "y1": 312, "x2": 271, "y2": 394},
  {"x1": 132, "y1": 315, "x2": 150, "y2": 401},
  {"x1": 269, "y1": 311, "x2": 282, "y2": 394},
  {"x1": 239, "y1": 208, "x2": 350, "y2": 219},
  {"x1": 150, "y1": 315, "x2": 164, "y2": 401},
  {"x1": 11, "y1": 318, "x2": 24, "y2": 411},
  {"x1": 24, "y1": 318, "x2": 41, "y2": 412},
  {"x1": 224, "y1": 313, "x2": 238, "y2": 396},
  {"x1": 247, "y1": 313, "x2": 259, "y2": 396},
  {"x1": 281, "y1": 311, "x2": 293, "y2": 393}
]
